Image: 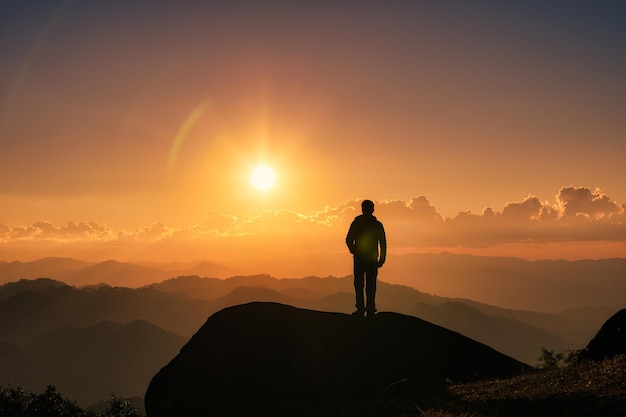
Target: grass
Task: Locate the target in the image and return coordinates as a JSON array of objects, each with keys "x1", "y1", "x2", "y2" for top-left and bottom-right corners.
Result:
[
  {"x1": 416, "y1": 355, "x2": 626, "y2": 417},
  {"x1": 329, "y1": 355, "x2": 626, "y2": 417}
]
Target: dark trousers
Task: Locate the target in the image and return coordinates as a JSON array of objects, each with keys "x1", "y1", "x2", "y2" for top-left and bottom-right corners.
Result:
[{"x1": 353, "y1": 259, "x2": 378, "y2": 312}]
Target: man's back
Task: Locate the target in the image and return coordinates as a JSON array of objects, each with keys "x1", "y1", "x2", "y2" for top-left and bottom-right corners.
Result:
[{"x1": 346, "y1": 214, "x2": 386, "y2": 263}]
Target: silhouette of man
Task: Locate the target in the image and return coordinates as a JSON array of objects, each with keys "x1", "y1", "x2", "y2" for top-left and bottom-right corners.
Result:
[{"x1": 346, "y1": 199, "x2": 386, "y2": 318}]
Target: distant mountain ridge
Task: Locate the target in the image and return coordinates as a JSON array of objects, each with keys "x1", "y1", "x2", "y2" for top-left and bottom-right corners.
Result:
[
  {"x1": 0, "y1": 257, "x2": 237, "y2": 287},
  {"x1": 384, "y1": 252, "x2": 626, "y2": 311},
  {"x1": 2, "y1": 253, "x2": 624, "y2": 311}
]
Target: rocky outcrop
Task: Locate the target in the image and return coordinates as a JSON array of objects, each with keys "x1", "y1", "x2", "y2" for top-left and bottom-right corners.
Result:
[
  {"x1": 145, "y1": 302, "x2": 526, "y2": 417},
  {"x1": 583, "y1": 308, "x2": 626, "y2": 360}
]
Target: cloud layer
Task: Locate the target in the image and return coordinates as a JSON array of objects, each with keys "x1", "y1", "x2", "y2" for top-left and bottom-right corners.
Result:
[{"x1": 1, "y1": 186, "x2": 624, "y2": 275}]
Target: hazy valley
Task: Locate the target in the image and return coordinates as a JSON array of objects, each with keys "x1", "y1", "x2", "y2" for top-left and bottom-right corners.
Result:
[{"x1": 0, "y1": 253, "x2": 623, "y2": 408}]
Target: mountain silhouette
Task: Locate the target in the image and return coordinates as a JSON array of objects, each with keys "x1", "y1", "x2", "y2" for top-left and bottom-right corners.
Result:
[
  {"x1": 145, "y1": 302, "x2": 527, "y2": 417},
  {"x1": 0, "y1": 258, "x2": 233, "y2": 287},
  {"x1": 147, "y1": 274, "x2": 610, "y2": 364},
  {"x1": 0, "y1": 340, "x2": 41, "y2": 389},
  {"x1": 0, "y1": 276, "x2": 611, "y2": 364},
  {"x1": 384, "y1": 253, "x2": 626, "y2": 311},
  {"x1": 3, "y1": 254, "x2": 625, "y2": 311},
  {"x1": 62, "y1": 260, "x2": 172, "y2": 287},
  {"x1": 8, "y1": 320, "x2": 185, "y2": 405},
  {"x1": 0, "y1": 275, "x2": 618, "y2": 407},
  {"x1": 0, "y1": 257, "x2": 94, "y2": 284},
  {"x1": 0, "y1": 277, "x2": 69, "y2": 301},
  {"x1": 583, "y1": 308, "x2": 626, "y2": 361},
  {"x1": 412, "y1": 301, "x2": 573, "y2": 362},
  {"x1": 0, "y1": 282, "x2": 210, "y2": 346}
]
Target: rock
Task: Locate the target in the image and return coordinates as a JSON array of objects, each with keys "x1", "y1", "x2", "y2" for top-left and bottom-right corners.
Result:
[
  {"x1": 145, "y1": 302, "x2": 526, "y2": 417},
  {"x1": 583, "y1": 308, "x2": 626, "y2": 361}
]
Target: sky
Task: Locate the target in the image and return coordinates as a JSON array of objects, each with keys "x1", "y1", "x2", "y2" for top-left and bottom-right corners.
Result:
[{"x1": 1, "y1": 1, "x2": 625, "y2": 277}]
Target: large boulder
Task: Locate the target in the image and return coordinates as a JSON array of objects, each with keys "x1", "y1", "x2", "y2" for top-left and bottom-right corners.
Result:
[
  {"x1": 583, "y1": 308, "x2": 626, "y2": 360},
  {"x1": 145, "y1": 302, "x2": 526, "y2": 417}
]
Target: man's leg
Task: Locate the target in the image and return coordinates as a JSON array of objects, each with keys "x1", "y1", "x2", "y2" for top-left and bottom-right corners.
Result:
[
  {"x1": 353, "y1": 259, "x2": 366, "y2": 314},
  {"x1": 365, "y1": 263, "x2": 378, "y2": 316}
]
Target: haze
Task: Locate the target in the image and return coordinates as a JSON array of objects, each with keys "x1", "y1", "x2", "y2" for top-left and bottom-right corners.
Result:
[{"x1": 1, "y1": 1, "x2": 625, "y2": 277}]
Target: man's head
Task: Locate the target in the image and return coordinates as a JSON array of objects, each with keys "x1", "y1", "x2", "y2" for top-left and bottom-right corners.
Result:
[{"x1": 361, "y1": 199, "x2": 375, "y2": 215}]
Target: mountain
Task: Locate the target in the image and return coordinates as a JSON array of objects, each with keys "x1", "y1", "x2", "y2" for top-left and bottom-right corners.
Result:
[
  {"x1": 0, "y1": 275, "x2": 614, "y2": 364},
  {"x1": 0, "y1": 277, "x2": 69, "y2": 301},
  {"x1": 0, "y1": 271, "x2": 620, "y2": 407},
  {"x1": 145, "y1": 302, "x2": 527, "y2": 417},
  {"x1": 3, "y1": 254, "x2": 624, "y2": 312},
  {"x1": 189, "y1": 261, "x2": 242, "y2": 278},
  {"x1": 3, "y1": 320, "x2": 186, "y2": 406},
  {"x1": 145, "y1": 273, "x2": 347, "y2": 301},
  {"x1": 0, "y1": 282, "x2": 211, "y2": 345},
  {"x1": 146, "y1": 274, "x2": 613, "y2": 364},
  {"x1": 0, "y1": 340, "x2": 43, "y2": 389},
  {"x1": 136, "y1": 260, "x2": 241, "y2": 279},
  {"x1": 60, "y1": 260, "x2": 173, "y2": 287},
  {"x1": 583, "y1": 308, "x2": 626, "y2": 360},
  {"x1": 383, "y1": 253, "x2": 626, "y2": 311},
  {"x1": 145, "y1": 274, "x2": 265, "y2": 300},
  {"x1": 0, "y1": 258, "x2": 235, "y2": 287},
  {"x1": 0, "y1": 257, "x2": 94, "y2": 284},
  {"x1": 411, "y1": 301, "x2": 573, "y2": 362}
]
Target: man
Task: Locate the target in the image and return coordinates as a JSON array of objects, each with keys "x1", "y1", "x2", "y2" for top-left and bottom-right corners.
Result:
[{"x1": 345, "y1": 199, "x2": 386, "y2": 318}]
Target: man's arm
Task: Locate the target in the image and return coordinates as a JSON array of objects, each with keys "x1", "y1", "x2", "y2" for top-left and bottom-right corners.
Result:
[
  {"x1": 377, "y1": 223, "x2": 387, "y2": 267},
  {"x1": 345, "y1": 223, "x2": 356, "y2": 254}
]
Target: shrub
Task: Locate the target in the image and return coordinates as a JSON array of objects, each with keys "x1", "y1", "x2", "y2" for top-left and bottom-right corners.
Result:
[
  {"x1": 0, "y1": 385, "x2": 143, "y2": 417},
  {"x1": 536, "y1": 347, "x2": 582, "y2": 369},
  {"x1": 102, "y1": 396, "x2": 142, "y2": 417},
  {"x1": 0, "y1": 385, "x2": 88, "y2": 417}
]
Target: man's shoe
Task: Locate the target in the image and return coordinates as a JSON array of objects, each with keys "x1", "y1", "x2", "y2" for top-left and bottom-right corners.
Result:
[
  {"x1": 351, "y1": 310, "x2": 365, "y2": 318},
  {"x1": 365, "y1": 309, "x2": 377, "y2": 319}
]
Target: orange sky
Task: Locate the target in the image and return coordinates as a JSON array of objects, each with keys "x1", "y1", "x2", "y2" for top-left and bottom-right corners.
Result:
[{"x1": 1, "y1": 2, "x2": 625, "y2": 277}]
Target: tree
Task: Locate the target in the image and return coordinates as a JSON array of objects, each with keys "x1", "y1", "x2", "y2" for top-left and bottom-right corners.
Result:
[
  {"x1": 102, "y1": 396, "x2": 142, "y2": 417},
  {"x1": 0, "y1": 385, "x2": 89, "y2": 417},
  {"x1": 536, "y1": 347, "x2": 582, "y2": 369},
  {"x1": 0, "y1": 385, "x2": 144, "y2": 417}
]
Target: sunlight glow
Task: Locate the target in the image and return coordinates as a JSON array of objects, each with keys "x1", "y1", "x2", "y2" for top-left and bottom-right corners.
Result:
[{"x1": 250, "y1": 165, "x2": 276, "y2": 191}]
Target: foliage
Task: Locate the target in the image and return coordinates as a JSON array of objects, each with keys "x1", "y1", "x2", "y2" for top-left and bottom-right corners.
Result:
[
  {"x1": 102, "y1": 396, "x2": 142, "y2": 417},
  {"x1": 535, "y1": 346, "x2": 582, "y2": 369},
  {"x1": 0, "y1": 385, "x2": 143, "y2": 417},
  {"x1": 0, "y1": 385, "x2": 87, "y2": 417}
]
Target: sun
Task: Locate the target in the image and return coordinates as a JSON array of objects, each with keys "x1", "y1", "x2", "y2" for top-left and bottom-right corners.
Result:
[{"x1": 250, "y1": 164, "x2": 276, "y2": 191}]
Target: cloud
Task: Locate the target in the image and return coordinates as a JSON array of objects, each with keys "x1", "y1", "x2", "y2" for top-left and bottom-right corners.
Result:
[
  {"x1": 122, "y1": 222, "x2": 176, "y2": 240},
  {"x1": 1, "y1": 221, "x2": 114, "y2": 241},
  {"x1": 375, "y1": 197, "x2": 444, "y2": 223},
  {"x1": 440, "y1": 187, "x2": 625, "y2": 247},
  {"x1": 408, "y1": 196, "x2": 445, "y2": 221},
  {"x1": 1, "y1": 187, "x2": 624, "y2": 269},
  {"x1": 0, "y1": 223, "x2": 10, "y2": 240},
  {"x1": 556, "y1": 186, "x2": 621, "y2": 219},
  {"x1": 49, "y1": 221, "x2": 111, "y2": 238},
  {"x1": 193, "y1": 212, "x2": 238, "y2": 235},
  {"x1": 501, "y1": 196, "x2": 544, "y2": 220},
  {"x1": 307, "y1": 201, "x2": 360, "y2": 226}
]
